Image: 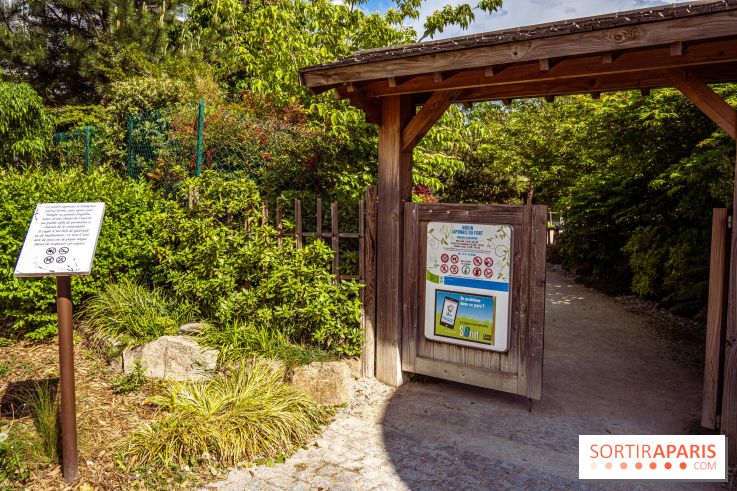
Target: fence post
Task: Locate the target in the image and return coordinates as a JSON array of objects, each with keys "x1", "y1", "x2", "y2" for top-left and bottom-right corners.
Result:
[
  {"x1": 196, "y1": 99, "x2": 205, "y2": 177},
  {"x1": 127, "y1": 116, "x2": 134, "y2": 178},
  {"x1": 84, "y1": 126, "x2": 91, "y2": 172}
]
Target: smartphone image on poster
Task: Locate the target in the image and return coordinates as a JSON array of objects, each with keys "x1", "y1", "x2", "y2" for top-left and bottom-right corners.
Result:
[{"x1": 439, "y1": 297, "x2": 459, "y2": 328}]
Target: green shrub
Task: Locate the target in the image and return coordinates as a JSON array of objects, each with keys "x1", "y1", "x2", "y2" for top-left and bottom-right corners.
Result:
[
  {"x1": 123, "y1": 359, "x2": 325, "y2": 469},
  {"x1": 155, "y1": 171, "x2": 363, "y2": 355},
  {"x1": 79, "y1": 279, "x2": 195, "y2": 346},
  {"x1": 0, "y1": 81, "x2": 50, "y2": 165},
  {"x1": 0, "y1": 167, "x2": 170, "y2": 339}
]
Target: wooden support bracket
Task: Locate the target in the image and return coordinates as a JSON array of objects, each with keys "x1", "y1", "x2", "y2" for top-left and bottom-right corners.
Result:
[
  {"x1": 666, "y1": 69, "x2": 737, "y2": 140},
  {"x1": 401, "y1": 90, "x2": 461, "y2": 152}
]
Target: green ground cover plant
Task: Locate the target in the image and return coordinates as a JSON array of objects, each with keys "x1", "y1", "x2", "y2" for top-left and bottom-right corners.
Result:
[{"x1": 123, "y1": 359, "x2": 326, "y2": 470}]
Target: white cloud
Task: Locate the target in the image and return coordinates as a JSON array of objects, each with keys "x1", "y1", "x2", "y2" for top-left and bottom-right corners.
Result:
[{"x1": 405, "y1": 0, "x2": 669, "y2": 40}]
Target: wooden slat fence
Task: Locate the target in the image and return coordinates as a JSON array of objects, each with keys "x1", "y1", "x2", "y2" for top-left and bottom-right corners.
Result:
[{"x1": 261, "y1": 187, "x2": 378, "y2": 377}]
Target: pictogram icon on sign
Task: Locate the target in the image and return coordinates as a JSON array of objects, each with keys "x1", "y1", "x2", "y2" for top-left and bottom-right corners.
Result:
[
  {"x1": 473, "y1": 256, "x2": 482, "y2": 266},
  {"x1": 59, "y1": 247, "x2": 69, "y2": 255},
  {"x1": 441, "y1": 253, "x2": 449, "y2": 263},
  {"x1": 56, "y1": 256, "x2": 66, "y2": 263},
  {"x1": 44, "y1": 256, "x2": 54, "y2": 264},
  {"x1": 462, "y1": 265, "x2": 471, "y2": 275},
  {"x1": 450, "y1": 255, "x2": 459, "y2": 264},
  {"x1": 484, "y1": 268, "x2": 493, "y2": 278},
  {"x1": 484, "y1": 257, "x2": 494, "y2": 267},
  {"x1": 440, "y1": 264, "x2": 448, "y2": 273},
  {"x1": 450, "y1": 265, "x2": 459, "y2": 275},
  {"x1": 46, "y1": 247, "x2": 56, "y2": 255},
  {"x1": 473, "y1": 267, "x2": 482, "y2": 277}
]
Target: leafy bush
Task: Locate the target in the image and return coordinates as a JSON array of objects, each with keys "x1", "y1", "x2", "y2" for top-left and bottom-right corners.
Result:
[
  {"x1": 79, "y1": 279, "x2": 195, "y2": 346},
  {"x1": 0, "y1": 167, "x2": 169, "y2": 339},
  {"x1": 123, "y1": 359, "x2": 325, "y2": 469},
  {"x1": 0, "y1": 81, "x2": 50, "y2": 165},
  {"x1": 155, "y1": 171, "x2": 363, "y2": 355}
]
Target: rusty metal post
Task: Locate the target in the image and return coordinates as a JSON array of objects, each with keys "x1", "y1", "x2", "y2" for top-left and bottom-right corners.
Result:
[{"x1": 56, "y1": 275, "x2": 79, "y2": 483}]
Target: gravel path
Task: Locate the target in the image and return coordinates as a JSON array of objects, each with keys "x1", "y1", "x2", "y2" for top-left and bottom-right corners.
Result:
[{"x1": 205, "y1": 268, "x2": 724, "y2": 491}]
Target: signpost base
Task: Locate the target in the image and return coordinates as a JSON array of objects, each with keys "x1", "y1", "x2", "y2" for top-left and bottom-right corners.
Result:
[{"x1": 56, "y1": 276, "x2": 79, "y2": 483}]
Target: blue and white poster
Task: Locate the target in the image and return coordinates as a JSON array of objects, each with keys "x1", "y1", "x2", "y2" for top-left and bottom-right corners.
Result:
[{"x1": 424, "y1": 222, "x2": 512, "y2": 351}]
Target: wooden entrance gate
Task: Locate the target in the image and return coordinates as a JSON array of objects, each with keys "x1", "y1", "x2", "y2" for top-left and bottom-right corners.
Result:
[{"x1": 402, "y1": 202, "x2": 548, "y2": 399}]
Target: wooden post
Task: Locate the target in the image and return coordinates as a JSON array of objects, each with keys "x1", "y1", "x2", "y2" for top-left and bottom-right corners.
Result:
[
  {"x1": 703, "y1": 208, "x2": 729, "y2": 429},
  {"x1": 362, "y1": 186, "x2": 378, "y2": 378},
  {"x1": 722, "y1": 147, "x2": 737, "y2": 464},
  {"x1": 261, "y1": 200, "x2": 269, "y2": 226},
  {"x1": 331, "y1": 202, "x2": 340, "y2": 280},
  {"x1": 275, "y1": 203, "x2": 283, "y2": 248},
  {"x1": 316, "y1": 198, "x2": 323, "y2": 240},
  {"x1": 376, "y1": 95, "x2": 414, "y2": 387},
  {"x1": 294, "y1": 199, "x2": 303, "y2": 249}
]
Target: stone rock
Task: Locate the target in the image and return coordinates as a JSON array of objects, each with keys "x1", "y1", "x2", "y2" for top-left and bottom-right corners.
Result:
[
  {"x1": 291, "y1": 361, "x2": 353, "y2": 405},
  {"x1": 343, "y1": 358, "x2": 362, "y2": 379},
  {"x1": 123, "y1": 335, "x2": 218, "y2": 381},
  {"x1": 178, "y1": 322, "x2": 207, "y2": 335}
]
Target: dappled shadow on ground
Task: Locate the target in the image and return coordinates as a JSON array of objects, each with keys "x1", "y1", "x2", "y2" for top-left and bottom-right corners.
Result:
[
  {"x1": 379, "y1": 269, "x2": 721, "y2": 490},
  {"x1": 0, "y1": 377, "x2": 58, "y2": 418}
]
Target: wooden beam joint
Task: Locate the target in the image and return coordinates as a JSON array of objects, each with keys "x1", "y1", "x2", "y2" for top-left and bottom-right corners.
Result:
[
  {"x1": 666, "y1": 69, "x2": 737, "y2": 140},
  {"x1": 401, "y1": 90, "x2": 461, "y2": 152}
]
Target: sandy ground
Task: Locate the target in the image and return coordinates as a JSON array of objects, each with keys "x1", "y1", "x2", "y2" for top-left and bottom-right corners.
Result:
[{"x1": 207, "y1": 267, "x2": 723, "y2": 490}]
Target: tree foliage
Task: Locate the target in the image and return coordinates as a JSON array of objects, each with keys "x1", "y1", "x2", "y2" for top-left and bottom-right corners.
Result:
[
  {"x1": 0, "y1": 81, "x2": 50, "y2": 164},
  {"x1": 0, "y1": 0, "x2": 186, "y2": 103}
]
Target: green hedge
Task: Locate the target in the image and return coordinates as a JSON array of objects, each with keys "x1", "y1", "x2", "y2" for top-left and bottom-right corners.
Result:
[{"x1": 0, "y1": 167, "x2": 168, "y2": 339}]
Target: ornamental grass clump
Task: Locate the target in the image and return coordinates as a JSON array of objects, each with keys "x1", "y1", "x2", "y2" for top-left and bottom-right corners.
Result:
[
  {"x1": 79, "y1": 279, "x2": 195, "y2": 346},
  {"x1": 123, "y1": 359, "x2": 326, "y2": 469}
]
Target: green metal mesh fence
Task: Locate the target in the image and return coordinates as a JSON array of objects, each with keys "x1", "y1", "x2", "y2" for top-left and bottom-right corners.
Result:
[
  {"x1": 127, "y1": 100, "x2": 283, "y2": 179},
  {"x1": 51, "y1": 126, "x2": 98, "y2": 170}
]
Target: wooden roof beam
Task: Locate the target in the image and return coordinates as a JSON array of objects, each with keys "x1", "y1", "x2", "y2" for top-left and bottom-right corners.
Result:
[
  {"x1": 357, "y1": 38, "x2": 737, "y2": 98},
  {"x1": 300, "y1": 10, "x2": 737, "y2": 88},
  {"x1": 401, "y1": 90, "x2": 462, "y2": 152},
  {"x1": 671, "y1": 41, "x2": 684, "y2": 56},
  {"x1": 666, "y1": 69, "x2": 737, "y2": 140}
]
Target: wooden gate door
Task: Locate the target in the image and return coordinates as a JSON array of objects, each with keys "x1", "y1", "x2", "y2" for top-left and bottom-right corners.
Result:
[{"x1": 402, "y1": 202, "x2": 548, "y2": 399}]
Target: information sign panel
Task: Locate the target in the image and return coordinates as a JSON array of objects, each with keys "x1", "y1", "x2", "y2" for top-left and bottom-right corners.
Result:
[
  {"x1": 14, "y1": 203, "x2": 105, "y2": 277},
  {"x1": 424, "y1": 222, "x2": 512, "y2": 351}
]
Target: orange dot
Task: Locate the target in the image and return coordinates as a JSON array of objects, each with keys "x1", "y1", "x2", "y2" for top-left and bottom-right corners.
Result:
[
  {"x1": 680, "y1": 462, "x2": 687, "y2": 470},
  {"x1": 605, "y1": 462, "x2": 613, "y2": 469},
  {"x1": 590, "y1": 463, "x2": 597, "y2": 470},
  {"x1": 665, "y1": 462, "x2": 672, "y2": 470},
  {"x1": 620, "y1": 462, "x2": 627, "y2": 469},
  {"x1": 635, "y1": 462, "x2": 643, "y2": 469},
  {"x1": 650, "y1": 462, "x2": 657, "y2": 469}
]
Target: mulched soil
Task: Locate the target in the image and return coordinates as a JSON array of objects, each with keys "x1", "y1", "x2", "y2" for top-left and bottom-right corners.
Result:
[{"x1": 0, "y1": 338, "x2": 164, "y2": 489}]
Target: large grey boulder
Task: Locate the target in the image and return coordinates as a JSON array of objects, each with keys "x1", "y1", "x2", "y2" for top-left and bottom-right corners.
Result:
[
  {"x1": 123, "y1": 335, "x2": 218, "y2": 381},
  {"x1": 291, "y1": 361, "x2": 353, "y2": 405}
]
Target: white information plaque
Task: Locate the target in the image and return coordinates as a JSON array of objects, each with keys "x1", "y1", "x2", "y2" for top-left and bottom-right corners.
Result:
[{"x1": 14, "y1": 203, "x2": 106, "y2": 277}]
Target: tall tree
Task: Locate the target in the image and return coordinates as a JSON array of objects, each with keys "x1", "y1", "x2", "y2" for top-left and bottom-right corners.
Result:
[{"x1": 0, "y1": 0, "x2": 184, "y2": 103}]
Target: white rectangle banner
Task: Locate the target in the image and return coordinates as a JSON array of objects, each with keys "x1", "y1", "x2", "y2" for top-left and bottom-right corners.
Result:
[{"x1": 579, "y1": 435, "x2": 726, "y2": 481}]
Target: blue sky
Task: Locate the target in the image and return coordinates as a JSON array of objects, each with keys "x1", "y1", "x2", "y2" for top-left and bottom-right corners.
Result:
[{"x1": 362, "y1": 0, "x2": 669, "y2": 39}]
